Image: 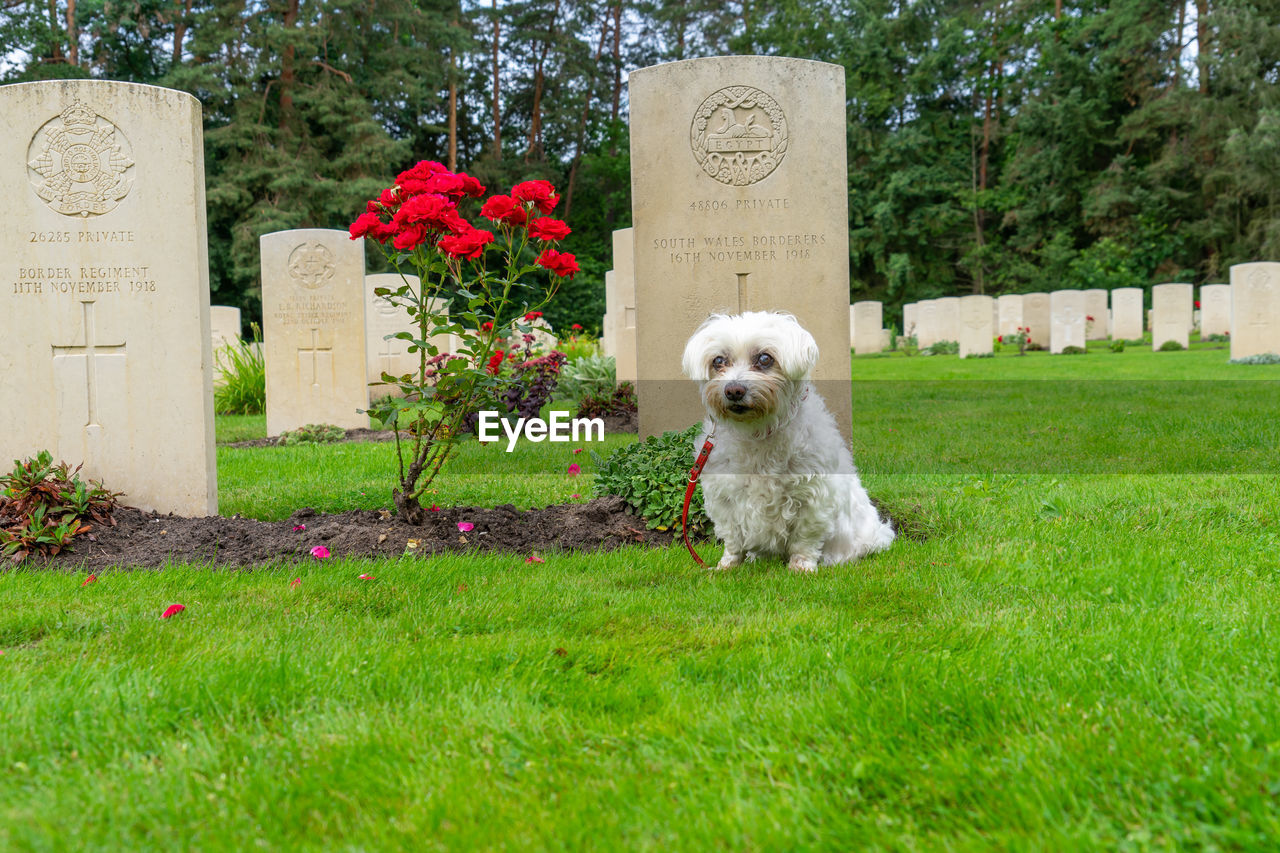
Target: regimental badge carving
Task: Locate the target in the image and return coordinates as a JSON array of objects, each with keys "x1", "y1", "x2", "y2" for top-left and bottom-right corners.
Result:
[
  {"x1": 690, "y1": 86, "x2": 788, "y2": 187},
  {"x1": 27, "y1": 100, "x2": 134, "y2": 217},
  {"x1": 288, "y1": 243, "x2": 336, "y2": 290}
]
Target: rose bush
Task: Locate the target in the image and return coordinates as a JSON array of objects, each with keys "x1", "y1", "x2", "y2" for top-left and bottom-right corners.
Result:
[{"x1": 350, "y1": 160, "x2": 577, "y2": 523}]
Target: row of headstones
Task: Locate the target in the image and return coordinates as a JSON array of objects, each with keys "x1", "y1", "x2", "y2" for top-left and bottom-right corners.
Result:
[
  {"x1": 601, "y1": 228, "x2": 638, "y2": 385},
  {"x1": 883, "y1": 269, "x2": 1280, "y2": 358}
]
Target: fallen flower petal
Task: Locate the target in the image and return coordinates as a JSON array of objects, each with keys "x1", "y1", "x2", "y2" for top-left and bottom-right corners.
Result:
[
  {"x1": 430, "y1": 505, "x2": 441, "y2": 512},
  {"x1": 161, "y1": 604, "x2": 185, "y2": 619},
  {"x1": 292, "y1": 524, "x2": 306, "y2": 532},
  {"x1": 525, "y1": 555, "x2": 546, "y2": 564},
  {"x1": 572, "y1": 448, "x2": 584, "y2": 454},
  {"x1": 571, "y1": 494, "x2": 581, "y2": 499},
  {"x1": 358, "y1": 574, "x2": 375, "y2": 581},
  {"x1": 289, "y1": 578, "x2": 302, "y2": 589},
  {"x1": 457, "y1": 522, "x2": 475, "y2": 532},
  {"x1": 567, "y1": 463, "x2": 581, "y2": 476},
  {"x1": 310, "y1": 545, "x2": 331, "y2": 559},
  {"x1": 82, "y1": 574, "x2": 97, "y2": 586}
]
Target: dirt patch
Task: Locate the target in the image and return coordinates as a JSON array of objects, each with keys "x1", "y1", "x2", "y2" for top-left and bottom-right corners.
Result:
[{"x1": 29, "y1": 496, "x2": 685, "y2": 572}]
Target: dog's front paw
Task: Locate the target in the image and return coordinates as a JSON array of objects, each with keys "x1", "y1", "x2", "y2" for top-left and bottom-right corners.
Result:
[
  {"x1": 714, "y1": 551, "x2": 743, "y2": 571},
  {"x1": 787, "y1": 554, "x2": 818, "y2": 573}
]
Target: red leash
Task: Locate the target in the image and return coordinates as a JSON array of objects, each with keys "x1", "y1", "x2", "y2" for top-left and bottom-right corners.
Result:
[{"x1": 682, "y1": 434, "x2": 716, "y2": 567}]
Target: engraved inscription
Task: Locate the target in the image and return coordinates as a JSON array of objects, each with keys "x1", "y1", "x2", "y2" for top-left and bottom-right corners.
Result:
[
  {"x1": 28, "y1": 101, "x2": 134, "y2": 217},
  {"x1": 691, "y1": 87, "x2": 788, "y2": 187},
  {"x1": 10, "y1": 264, "x2": 155, "y2": 296},
  {"x1": 288, "y1": 243, "x2": 336, "y2": 290},
  {"x1": 1248, "y1": 268, "x2": 1274, "y2": 326}
]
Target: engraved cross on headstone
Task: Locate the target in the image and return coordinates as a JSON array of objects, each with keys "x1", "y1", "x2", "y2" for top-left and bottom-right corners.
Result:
[
  {"x1": 736, "y1": 272, "x2": 750, "y2": 313},
  {"x1": 298, "y1": 328, "x2": 332, "y2": 389},
  {"x1": 51, "y1": 300, "x2": 126, "y2": 428}
]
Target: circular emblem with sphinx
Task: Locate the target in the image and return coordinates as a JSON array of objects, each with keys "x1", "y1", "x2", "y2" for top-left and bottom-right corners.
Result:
[
  {"x1": 690, "y1": 86, "x2": 789, "y2": 187},
  {"x1": 27, "y1": 100, "x2": 135, "y2": 217}
]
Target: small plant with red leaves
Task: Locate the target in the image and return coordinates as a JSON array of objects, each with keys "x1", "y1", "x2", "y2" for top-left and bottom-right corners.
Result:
[
  {"x1": 0, "y1": 451, "x2": 120, "y2": 564},
  {"x1": 351, "y1": 163, "x2": 578, "y2": 523}
]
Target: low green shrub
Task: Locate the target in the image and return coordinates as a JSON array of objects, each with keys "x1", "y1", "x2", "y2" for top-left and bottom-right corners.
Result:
[
  {"x1": 1204, "y1": 333, "x2": 1230, "y2": 343},
  {"x1": 592, "y1": 424, "x2": 709, "y2": 534},
  {"x1": 578, "y1": 382, "x2": 636, "y2": 420},
  {"x1": 1060, "y1": 345, "x2": 1088, "y2": 355},
  {"x1": 921, "y1": 340, "x2": 959, "y2": 356},
  {"x1": 214, "y1": 324, "x2": 266, "y2": 415},
  {"x1": 0, "y1": 451, "x2": 120, "y2": 563},
  {"x1": 1159, "y1": 339, "x2": 1186, "y2": 351},
  {"x1": 1229, "y1": 353, "x2": 1280, "y2": 365},
  {"x1": 278, "y1": 424, "x2": 347, "y2": 445},
  {"x1": 1110, "y1": 340, "x2": 1126, "y2": 352},
  {"x1": 964, "y1": 351, "x2": 995, "y2": 359},
  {"x1": 557, "y1": 354, "x2": 616, "y2": 403}
]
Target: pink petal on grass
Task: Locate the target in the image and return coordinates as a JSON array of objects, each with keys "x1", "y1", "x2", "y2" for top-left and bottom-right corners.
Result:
[
  {"x1": 289, "y1": 578, "x2": 302, "y2": 589},
  {"x1": 82, "y1": 574, "x2": 97, "y2": 586},
  {"x1": 310, "y1": 545, "x2": 331, "y2": 559},
  {"x1": 160, "y1": 604, "x2": 185, "y2": 619},
  {"x1": 457, "y1": 522, "x2": 474, "y2": 532},
  {"x1": 567, "y1": 463, "x2": 581, "y2": 476},
  {"x1": 572, "y1": 448, "x2": 583, "y2": 455},
  {"x1": 571, "y1": 494, "x2": 581, "y2": 499},
  {"x1": 525, "y1": 556, "x2": 545, "y2": 564},
  {"x1": 358, "y1": 574, "x2": 375, "y2": 581},
  {"x1": 430, "y1": 505, "x2": 442, "y2": 512},
  {"x1": 292, "y1": 524, "x2": 306, "y2": 532}
]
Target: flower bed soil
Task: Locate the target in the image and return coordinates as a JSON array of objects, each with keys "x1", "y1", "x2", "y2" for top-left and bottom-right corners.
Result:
[{"x1": 32, "y1": 496, "x2": 680, "y2": 572}]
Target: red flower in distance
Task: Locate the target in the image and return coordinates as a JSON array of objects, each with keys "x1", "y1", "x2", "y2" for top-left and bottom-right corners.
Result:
[
  {"x1": 536, "y1": 249, "x2": 579, "y2": 279},
  {"x1": 1195, "y1": 300, "x2": 1201, "y2": 309},
  {"x1": 523, "y1": 311, "x2": 543, "y2": 320},
  {"x1": 511, "y1": 180, "x2": 559, "y2": 214},
  {"x1": 480, "y1": 194, "x2": 527, "y2": 226},
  {"x1": 481, "y1": 322, "x2": 494, "y2": 332},
  {"x1": 571, "y1": 323, "x2": 583, "y2": 331},
  {"x1": 528, "y1": 217, "x2": 571, "y2": 242},
  {"x1": 439, "y1": 227, "x2": 495, "y2": 260},
  {"x1": 487, "y1": 349, "x2": 505, "y2": 374}
]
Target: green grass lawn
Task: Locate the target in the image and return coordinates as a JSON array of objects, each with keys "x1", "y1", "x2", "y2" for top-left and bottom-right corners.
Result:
[{"x1": 4, "y1": 346, "x2": 1280, "y2": 848}]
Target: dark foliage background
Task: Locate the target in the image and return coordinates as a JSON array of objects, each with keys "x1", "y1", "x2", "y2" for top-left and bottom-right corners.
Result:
[{"x1": 4, "y1": 0, "x2": 1277, "y2": 332}]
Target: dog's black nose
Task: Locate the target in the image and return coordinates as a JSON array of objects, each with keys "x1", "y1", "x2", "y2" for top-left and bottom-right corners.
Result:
[{"x1": 723, "y1": 382, "x2": 747, "y2": 402}]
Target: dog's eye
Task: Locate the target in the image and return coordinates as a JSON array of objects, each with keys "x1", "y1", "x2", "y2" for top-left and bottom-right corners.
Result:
[
  {"x1": 754, "y1": 353, "x2": 774, "y2": 369},
  {"x1": 711, "y1": 356, "x2": 726, "y2": 371}
]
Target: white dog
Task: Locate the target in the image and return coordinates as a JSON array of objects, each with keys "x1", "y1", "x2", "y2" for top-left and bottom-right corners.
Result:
[{"x1": 681, "y1": 311, "x2": 895, "y2": 572}]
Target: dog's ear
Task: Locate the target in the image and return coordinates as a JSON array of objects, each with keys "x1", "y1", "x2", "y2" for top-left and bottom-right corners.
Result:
[
  {"x1": 774, "y1": 315, "x2": 820, "y2": 379},
  {"x1": 681, "y1": 315, "x2": 722, "y2": 379}
]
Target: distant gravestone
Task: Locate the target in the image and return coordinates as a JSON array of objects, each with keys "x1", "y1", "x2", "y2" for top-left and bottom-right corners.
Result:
[
  {"x1": 0, "y1": 80, "x2": 216, "y2": 516},
  {"x1": 1084, "y1": 289, "x2": 1109, "y2": 339},
  {"x1": 1049, "y1": 290, "x2": 1086, "y2": 353},
  {"x1": 1151, "y1": 283, "x2": 1193, "y2": 350},
  {"x1": 1199, "y1": 284, "x2": 1231, "y2": 339},
  {"x1": 916, "y1": 300, "x2": 938, "y2": 348},
  {"x1": 1111, "y1": 288, "x2": 1143, "y2": 341},
  {"x1": 997, "y1": 294, "x2": 1023, "y2": 337},
  {"x1": 1022, "y1": 292, "x2": 1050, "y2": 350},
  {"x1": 365, "y1": 273, "x2": 453, "y2": 401},
  {"x1": 630, "y1": 56, "x2": 852, "y2": 441},
  {"x1": 903, "y1": 302, "x2": 918, "y2": 339},
  {"x1": 959, "y1": 295, "x2": 994, "y2": 357},
  {"x1": 210, "y1": 306, "x2": 241, "y2": 352},
  {"x1": 934, "y1": 296, "x2": 960, "y2": 344},
  {"x1": 1230, "y1": 262, "x2": 1280, "y2": 359},
  {"x1": 611, "y1": 228, "x2": 638, "y2": 385},
  {"x1": 261, "y1": 228, "x2": 367, "y2": 436},
  {"x1": 852, "y1": 300, "x2": 882, "y2": 355},
  {"x1": 601, "y1": 272, "x2": 617, "y2": 358}
]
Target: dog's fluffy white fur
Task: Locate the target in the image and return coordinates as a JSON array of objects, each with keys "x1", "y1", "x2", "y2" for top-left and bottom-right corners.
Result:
[{"x1": 681, "y1": 311, "x2": 895, "y2": 572}]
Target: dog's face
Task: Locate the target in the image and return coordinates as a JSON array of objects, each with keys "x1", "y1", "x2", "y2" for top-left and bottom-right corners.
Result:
[{"x1": 681, "y1": 312, "x2": 819, "y2": 424}]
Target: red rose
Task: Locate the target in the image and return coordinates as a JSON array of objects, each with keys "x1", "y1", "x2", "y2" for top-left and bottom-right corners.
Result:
[
  {"x1": 487, "y1": 349, "x2": 505, "y2": 375},
  {"x1": 392, "y1": 222, "x2": 429, "y2": 251},
  {"x1": 1195, "y1": 300, "x2": 1201, "y2": 309},
  {"x1": 571, "y1": 323, "x2": 583, "y2": 331},
  {"x1": 349, "y1": 211, "x2": 395, "y2": 243},
  {"x1": 480, "y1": 194, "x2": 527, "y2": 225},
  {"x1": 439, "y1": 227, "x2": 495, "y2": 260},
  {"x1": 512, "y1": 180, "x2": 559, "y2": 214},
  {"x1": 376, "y1": 186, "x2": 403, "y2": 209},
  {"x1": 393, "y1": 193, "x2": 468, "y2": 234},
  {"x1": 481, "y1": 322, "x2": 494, "y2": 332},
  {"x1": 997, "y1": 335, "x2": 1003, "y2": 343},
  {"x1": 523, "y1": 311, "x2": 543, "y2": 320},
  {"x1": 528, "y1": 216, "x2": 571, "y2": 241},
  {"x1": 459, "y1": 174, "x2": 486, "y2": 198},
  {"x1": 536, "y1": 248, "x2": 579, "y2": 279}
]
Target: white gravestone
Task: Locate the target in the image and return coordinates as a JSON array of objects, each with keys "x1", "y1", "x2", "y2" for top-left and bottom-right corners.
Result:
[
  {"x1": 1151, "y1": 283, "x2": 1193, "y2": 350},
  {"x1": 210, "y1": 306, "x2": 241, "y2": 352},
  {"x1": 261, "y1": 229, "x2": 368, "y2": 435},
  {"x1": 1199, "y1": 284, "x2": 1231, "y2": 339},
  {"x1": 630, "y1": 57, "x2": 852, "y2": 441},
  {"x1": 934, "y1": 296, "x2": 960, "y2": 343},
  {"x1": 997, "y1": 294, "x2": 1023, "y2": 338},
  {"x1": 1049, "y1": 290, "x2": 1087, "y2": 353},
  {"x1": 1111, "y1": 288, "x2": 1143, "y2": 341},
  {"x1": 365, "y1": 273, "x2": 453, "y2": 401},
  {"x1": 601, "y1": 271, "x2": 617, "y2": 358},
  {"x1": 903, "y1": 302, "x2": 918, "y2": 339},
  {"x1": 959, "y1": 295, "x2": 995, "y2": 357},
  {"x1": 611, "y1": 228, "x2": 638, "y2": 384},
  {"x1": 1084, "y1": 289, "x2": 1109, "y2": 339},
  {"x1": 0, "y1": 81, "x2": 216, "y2": 516},
  {"x1": 1230, "y1": 263, "x2": 1280, "y2": 359},
  {"x1": 916, "y1": 300, "x2": 938, "y2": 348},
  {"x1": 1022, "y1": 292, "x2": 1050, "y2": 349},
  {"x1": 852, "y1": 300, "x2": 882, "y2": 355}
]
